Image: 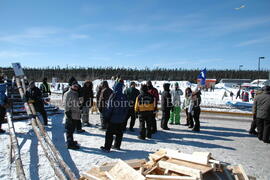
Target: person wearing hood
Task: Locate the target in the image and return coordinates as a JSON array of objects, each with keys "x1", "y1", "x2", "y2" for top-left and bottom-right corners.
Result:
[
  {"x1": 253, "y1": 86, "x2": 270, "y2": 143},
  {"x1": 0, "y1": 76, "x2": 8, "y2": 133},
  {"x1": 40, "y1": 77, "x2": 51, "y2": 98},
  {"x1": 161, "y1": 83, "x2": 172, "y2": 130},
  {"x1": 135, "y1": 84, "x2": 156, "y2": 140},
  {"x1": 98, "y1": 81, "x2": 113, "y2": 130},
  {"x1": 124, "y1": 81, "x2": 140, "y2": 131},
  {"x1": 25, "y1": 81, "x2": 48, "y2": 125},
  {"x1": 146, "y1": 81, "x2": 159, "y2": 134},
  {"x1": 80, "y1": 80, "x2": 94, "y2": 127},
  {"x1": 169, "y1": 82, "x2": 183, "y2": 125},
  {"x1": 63, "y1": 82, "x2": 82, "y2": 149},
  {"x1": 62, "y1": 76, "x2": 81, "y2": 97},
  {"x1": 100, "y1": 82, "x2": 129, "y2": 152}
]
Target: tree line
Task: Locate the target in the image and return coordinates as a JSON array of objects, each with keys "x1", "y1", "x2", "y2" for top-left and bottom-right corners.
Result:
[{"x1": 1, "y1": 67, "x2": 269, "y2": 83}]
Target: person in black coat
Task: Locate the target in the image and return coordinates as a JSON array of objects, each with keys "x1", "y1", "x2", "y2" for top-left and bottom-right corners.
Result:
[
  {"x1": 25, "y1": 81, "x2": 48, "y2": 125},
  {"x1": 124, "y1": 81, "x2": 140, "y2": 131},
  {"x1": 80, "y1": 80, "x2": 94, "y2": 127},
  {"x1": 98, "y1": 81, "x2": 113, "y2": 130},
  {"x1": 40, "y1": 77, "x2": 51, "y2": 97},
  {"x1": 100, "y1": 82, "x2": 129, "y2": 152},
  {"x1": 161, "y1": 83, "x2": 172, "y2": 130}
]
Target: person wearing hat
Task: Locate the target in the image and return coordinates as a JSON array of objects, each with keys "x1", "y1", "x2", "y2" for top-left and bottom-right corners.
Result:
[
  {"x1": 169, "y1": 82, "x2": 183, "y2": 125},
  {"x1": 100, "y1": 82, "x2": 129, "y2": 152},
  {"x1": 135, "y1": 84, "x2": 156, "y2": 140},
  {"x1": 25, "y1": 81, "x2": 48, "y2": 125},
  {"x1": 63, "y1": 82, "x2": 82, "y2": 149},
  {"x1": 124, "y1": 81, "x2": 140, "y2": 131},
  {"x1": 161, "y1": 83, "x2": 172, "y2": 130},
  {"x1": 253, "y1": 86, "x2": 270, "y2": 143},
  {"x1": 189, "y1": 90, "x2": 201, "y2": 132}
]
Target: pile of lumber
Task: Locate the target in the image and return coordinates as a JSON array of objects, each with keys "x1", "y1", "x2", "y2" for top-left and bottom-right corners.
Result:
[{"x1": 80, "y1": 149, "x2": 256, "y2": 180}]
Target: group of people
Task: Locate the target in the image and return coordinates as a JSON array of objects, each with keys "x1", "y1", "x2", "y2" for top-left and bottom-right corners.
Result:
[{"x1": 62, "y1": 76, "x2": 202, "y2": 151}]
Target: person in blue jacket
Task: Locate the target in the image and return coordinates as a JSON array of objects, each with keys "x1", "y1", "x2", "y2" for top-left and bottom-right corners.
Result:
[{"x1": 100, "y1": 82, "x2": 129, "y2": 152}]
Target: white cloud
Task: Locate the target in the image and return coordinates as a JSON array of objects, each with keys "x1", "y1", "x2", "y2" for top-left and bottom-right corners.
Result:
[{"x1": 235, "y1": 36, "x2": 270, "y2": 47}]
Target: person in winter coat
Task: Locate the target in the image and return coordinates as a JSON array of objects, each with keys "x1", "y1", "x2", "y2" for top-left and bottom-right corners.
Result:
[
  {"x1": 236, "y1": 87, "x2": 241, "y2": 99},
  {"x1": 40, "y1": 77, "x2": 51, "y2": 97},
  {"x1": 0, "y1": 77, "x2": 8, "y2": 133},
  {"x1": 146, "y1": 81, "x2": 159, "y2": 133},
  {"x1": 63, "y1": 82, "x2": 81, "y2": 149},
  {"x1": 253, "y1": 86, "x2": 270, "y2": 143},
  {"x1": 135, "y1": 84, "x2": 156, "y2": 139},
  {"x1": 189, "y1": 90, "x2": 202, "y2": 131},
  {"x1": 98, "y1": 81, "x2": 113, "y2": 130},
  {"x1": 242, "y1": 90, "x2": 249, "y2": 102},
  {"x1": 100, "y1": 82, "x2": 129, "y2": 152},
  {"x1": 161, "y1": 83, "x2": 172, "y2": 130},
  {"x1": 25, "y1": 81, "x2": 48, "y2": 125},
  {"x1": 169, "y1": 82, "x2": 183, "y2": 125},
  {"x1": 182, "y1": 87, "x2": 192, "y2": 126},
  {"x1": 124, "y1": 81, "x2": 140, "y2": 131},
  {"x1": 80, "y1": 80, "x2": 94, "y2": 127},
  {"x1": 62, "y1": 77, "x2": 84, "y2": 132}
]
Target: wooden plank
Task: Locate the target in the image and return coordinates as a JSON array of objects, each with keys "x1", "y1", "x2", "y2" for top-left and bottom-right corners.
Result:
[
  {"x1": 158, "y1": 160, "x2": 202, "y2": 179},
  {"x1": 149, "y1": 149, "x2": 167, "y2": 162},
  {"x1": 165, "y1": 151, "x2": 210, "y2": 166},
  {"x1": 81, "y1": 172, "x2": 103, "y2": 180},
  {"x1": 146, "y1": 174, "x2": 197, "y2": 180},
  {"x1": 166, "y1": 159, "x2": 212, "y2": 174},
  {"x1": 99, "y1": 159, "x2": 146, "y2": 171},
  {"x1": 85, "y1": 167, "x2": 108, "y2": 180},
  {"x1": 105, "y1": 172, "x2": 115, "y2": 180},
  {"x1": 238, "y1": 164, "x2": 249, "y2": 180},
  {"x1": 108, "y1": 160, "x2": 145, "y2": 180},
  {"x1": 230, "y1": 165, "x2": 250, "y2": 180}
]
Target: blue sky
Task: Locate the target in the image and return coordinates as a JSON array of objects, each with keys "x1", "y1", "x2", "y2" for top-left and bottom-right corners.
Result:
[{"x1": 0, "y1": 0, "x2": 270, "y2": 70}]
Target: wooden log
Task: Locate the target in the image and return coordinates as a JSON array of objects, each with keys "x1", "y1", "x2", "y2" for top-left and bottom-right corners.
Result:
[
  {"x1": 146, "y1": 174, "x2": 197, "y2": 180},
  {"x1": 99, "y1": 159, "x2": 146, "y2": 171},
  {"x1": 158, "y1": 160, "x2": 202, "y2": 179},
  {"x1": 165, "y1": 151, "x2": 210, "y2": 166},
  {"x1": 32, "y1": 119, "x2": 67, "y2": 180},
  {"x1": 29, "y1": 103, "x2": 77, "y2": 180},
  {"x1": 6, "y1": 112, "x2": 26, "y2": 180},
  {"x1": 108, "y1": 160, "x2": 145, "y2": 180},
  {"x1": 81, "y1": 172, "x2": 103, "y2": 180}
]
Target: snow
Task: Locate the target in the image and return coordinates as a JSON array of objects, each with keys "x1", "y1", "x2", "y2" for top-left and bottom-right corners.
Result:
[{"x1": 1, "y1": 80, "x2": 268, "y2": 180}]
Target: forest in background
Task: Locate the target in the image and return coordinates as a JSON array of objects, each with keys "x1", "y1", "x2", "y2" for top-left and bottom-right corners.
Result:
[{"x1": 1, "y1": 67, "x2": 269, "y2": 83}]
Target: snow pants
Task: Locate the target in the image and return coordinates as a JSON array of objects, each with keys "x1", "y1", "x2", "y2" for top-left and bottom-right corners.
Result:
[
  {"x1": 81, "y1": 106, "x2": 90, "y2": 124},
  {"x1": 139, "y1": 111, "x2": 153, "y2": 139},
  {"x1": 169, "y1": 106, "x2": 181, "y2": 124},
  {"x1": 257, "y1": 118, "x2": 270, "y2": 143},
  {"x1": 104, "y1": 122, "x2": 125, "y2": 150}
]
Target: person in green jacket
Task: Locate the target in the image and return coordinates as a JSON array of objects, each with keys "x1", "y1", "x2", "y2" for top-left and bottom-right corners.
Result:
[{"x1": 169, "y1": 82, "x2": 183, "y2": 125}]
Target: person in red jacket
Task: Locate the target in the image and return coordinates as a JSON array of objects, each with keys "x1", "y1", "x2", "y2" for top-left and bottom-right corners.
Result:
[{"x1": 146, "y1": 81, "x2": 159, "y2": 134}]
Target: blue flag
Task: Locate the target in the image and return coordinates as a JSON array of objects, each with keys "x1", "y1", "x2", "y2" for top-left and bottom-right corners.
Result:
[{"x1": 198, "y1": 68, "x2": 207, "y2": 85}]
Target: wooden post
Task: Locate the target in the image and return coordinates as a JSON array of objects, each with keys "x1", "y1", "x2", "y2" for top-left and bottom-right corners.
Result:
[{"x1": 6, "y1": 112, "x2": 27, "y2": 180}]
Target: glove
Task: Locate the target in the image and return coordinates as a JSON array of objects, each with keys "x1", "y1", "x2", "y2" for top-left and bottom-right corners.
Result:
[{"x1": 65, "y1": 110, "x2": 72, "y2": 120}]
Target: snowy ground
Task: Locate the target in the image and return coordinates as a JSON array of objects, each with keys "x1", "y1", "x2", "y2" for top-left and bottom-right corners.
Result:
[
  {"x1": 0, "y1": 80, "x2": 263, "y2": 180},
  {"x1": 0, "y1": 111, "x2": 269, "y2": 180}
]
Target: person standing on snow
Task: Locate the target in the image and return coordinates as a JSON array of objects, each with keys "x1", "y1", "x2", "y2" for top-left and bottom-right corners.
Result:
[
  {"x1": 182, "y1": 87, "x2": 193, "y2": 126},
  {"x1": 40, "y1": 77, "x2": 51, "y2": 98},
  {"x1": 252, "y1": 86, "x2": 270, "y2": 143},
  {"x1": 98, "y1": 81, "x2": 113, "y2": 130},
  {"x1": 169, "y1": 82, "x2": 183, "y2": 125},
  {"x1": 63, "y1": 82, "x2": 81, "y2": 149},
  {"x1": 100, "y1": 82, "x2": 129, "y2": 152},
  {"x1": 124, "y1": 81, "x2": 140, "y2": 131},
  {"x1": 135, "y1": 84, "x2": 156, "y2": 140},
  {"x1": 0, "y1": 76, "x2": 8, "y2": 133},
  {"x1": 161, "y1": 83, "x2": 172, "y2": 130},
  {"x1": 25, "y1": 81, "x2": 48, "y2": 126},
  {"x1": 146, "y1": 81, "x2": 159, "y2": 134},
  {"x1": 189, "y1": 90, "x2": 201, "y2": 131},
  {"x1": 80, "y1": 80, "x2": 94, "y2": 127}
]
